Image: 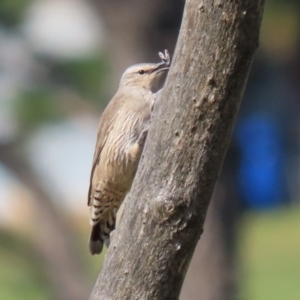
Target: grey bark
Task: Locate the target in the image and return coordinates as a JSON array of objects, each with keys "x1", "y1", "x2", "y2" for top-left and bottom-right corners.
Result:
[
  {"x1": 90, "y1": 0, "x2": 265, "y2": 299},
  {"x1": 180, "y1": 178, "x2": 239, "y2": 300}
]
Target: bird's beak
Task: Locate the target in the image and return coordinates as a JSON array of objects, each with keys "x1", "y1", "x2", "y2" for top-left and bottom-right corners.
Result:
[{"x1": 151, "y1": 65, "x2": 170, "y2": 74}]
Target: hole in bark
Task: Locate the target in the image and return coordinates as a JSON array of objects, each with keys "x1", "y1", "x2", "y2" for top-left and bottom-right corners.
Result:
[{"x1": 207, "y1": 76, "x2": 216, "y2": 86}]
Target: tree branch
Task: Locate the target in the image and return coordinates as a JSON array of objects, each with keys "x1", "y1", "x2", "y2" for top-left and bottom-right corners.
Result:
[{"x1": 90, "y1": 0, "x2": 265, "y2": 299}]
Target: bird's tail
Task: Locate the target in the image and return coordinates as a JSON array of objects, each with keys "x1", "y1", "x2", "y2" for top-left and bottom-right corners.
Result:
[{"x1": 88, "y1": 213, "x2": 116, "y2": 255}]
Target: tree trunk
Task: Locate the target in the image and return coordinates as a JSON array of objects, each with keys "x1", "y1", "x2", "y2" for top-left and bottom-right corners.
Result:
[
  {"x1": 180, "y1": 177, "x2": 240, "y2": 300},
  {"x1": 90, "y1": 0, "x2": 265, "y2": 299}
]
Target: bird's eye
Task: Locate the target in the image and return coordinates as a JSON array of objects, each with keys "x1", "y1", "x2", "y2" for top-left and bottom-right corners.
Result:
[{"x1": 138, "y1": 70, "x2": 145, "y2": 75}]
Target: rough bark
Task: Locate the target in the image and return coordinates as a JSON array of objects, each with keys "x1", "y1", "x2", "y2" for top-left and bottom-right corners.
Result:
[
  {"x1": 180, "y1": 177, "x2": 240, "y2": 300},
  {"x1": 90, "y1": 0, "x2": 265, "y2": 299}
]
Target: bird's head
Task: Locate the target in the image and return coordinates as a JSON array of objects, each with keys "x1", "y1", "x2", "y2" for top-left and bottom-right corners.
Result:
[{"x1": 119, "y1": 50, "x2": 170, "y2": 91}]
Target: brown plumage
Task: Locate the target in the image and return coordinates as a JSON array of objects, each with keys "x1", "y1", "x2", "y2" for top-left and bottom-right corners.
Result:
[{"x1": 88, "y1": 50, "x2": 170, "y2": 255}]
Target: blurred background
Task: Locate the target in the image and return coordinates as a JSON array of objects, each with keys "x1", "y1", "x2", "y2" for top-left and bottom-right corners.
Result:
[{"x1": 0, "y1": 0, "x2": 299, "y2": 299}]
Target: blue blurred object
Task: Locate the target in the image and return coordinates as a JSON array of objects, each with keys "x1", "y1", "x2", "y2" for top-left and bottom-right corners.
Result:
[{"x1": 235, "y1": 114, "x2": 287, "y2": 210}]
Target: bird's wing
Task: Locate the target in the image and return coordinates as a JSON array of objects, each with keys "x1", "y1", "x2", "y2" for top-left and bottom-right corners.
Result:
[{"x1": 87, "y1": 96, "x2": 122, "y2": 206}]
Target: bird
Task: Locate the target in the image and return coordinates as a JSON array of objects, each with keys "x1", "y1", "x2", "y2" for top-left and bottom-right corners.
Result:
[{"x1": 88, "y1": 50, "x2": 170, "y2": 255}]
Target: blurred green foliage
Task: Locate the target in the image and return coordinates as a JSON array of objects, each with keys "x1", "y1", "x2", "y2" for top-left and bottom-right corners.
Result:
[
  {"x1": 260, "y1": 0, "x2": 300, "y2": 60},
  {"x1": 14, "y1": 55, "x2": 108, "y2": 134},
  {"x1": 15, "y1": 89, "x2": 65, "y2": 134},
  {"x1": 0, "y1": 228, "x2": 104, "y2": 300},
  {"x1": 0, "y1": 231, "x2": 51, "y2": 300},
  {"x1": 239, "y1": 207, "x2": 300, "y2": 300},
  {"x1": 49, "y1": 57, "x2": 108, "y2": 100},
  {"x1": 0, "y1": 0, "x2": 32, "y2": 26}
]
